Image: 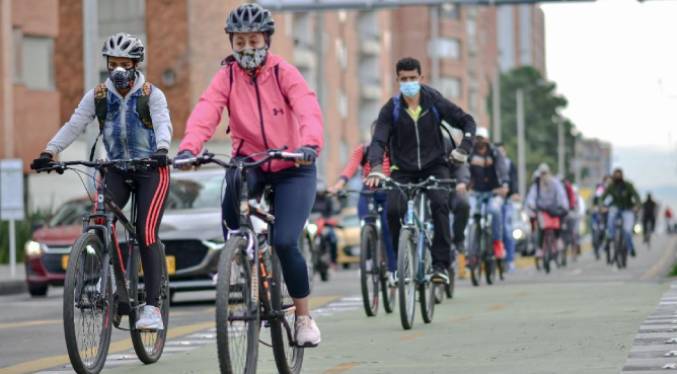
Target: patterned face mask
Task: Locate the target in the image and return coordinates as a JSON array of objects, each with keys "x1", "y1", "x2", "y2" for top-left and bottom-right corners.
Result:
[
  {"x1": 109, "y1": 66, "x2": 136, "y2": 89},
  {"x1": 233, "y1": 47, "x2": 268, "y2": 70}
]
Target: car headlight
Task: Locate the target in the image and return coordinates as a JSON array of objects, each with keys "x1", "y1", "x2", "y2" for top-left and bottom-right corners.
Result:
[
  {"x1": 633, "y1": 224, "x2": 642, "y2": 235},
  {"x1": 25, "y1": 241, "x2": 44, "y2": 256},
  {"x1": 512, "y1": 229, "x2": 524, "y2": 241},
  {"x1": 306, "y1": 223, "x2": 318, "y2": 237},
  {"x1": 203, "y1": 239, "x2": 225, "y2": 251}
]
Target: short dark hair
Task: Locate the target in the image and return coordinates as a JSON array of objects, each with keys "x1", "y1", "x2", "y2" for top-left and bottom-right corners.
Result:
[{"x1": 396, "y1": 57, "x2": 421, "y2": 76}]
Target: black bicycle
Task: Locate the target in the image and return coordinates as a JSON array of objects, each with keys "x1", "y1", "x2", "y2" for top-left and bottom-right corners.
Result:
[
  {"x1": 611, "y1": 211, "x2": 629, "y2": 269},
  {"x1": 35, "y1": 159, "x2": 169, "y2": 374},
  {"x1": 382, "y1": 176, "x2": 455, "y2": 330},
  {"x1": 175, "y1": 150, "x2": 309, "y2": 374},
  {"x1": 467, "y1": 192, "x2": 497, "y2": 286}
]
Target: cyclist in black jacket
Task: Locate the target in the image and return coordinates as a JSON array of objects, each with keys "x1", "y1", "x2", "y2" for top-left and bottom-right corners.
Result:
[{"x1": 366, "y1": 57, "x2": 476, "y2": 284}]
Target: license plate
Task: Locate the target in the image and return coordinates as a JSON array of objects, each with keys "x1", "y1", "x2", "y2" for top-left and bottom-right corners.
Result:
[
  {"x1": 61, "y1": 255, "x2": 69, "y2": 271},
  {"x1": 166, "y1": 255, "x2": 176, "y2": 275}
]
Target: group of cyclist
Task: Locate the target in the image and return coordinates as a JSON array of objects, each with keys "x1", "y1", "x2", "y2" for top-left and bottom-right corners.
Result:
[{"x1": 27, "y1": 3, "x2": 661, "y2": 369}]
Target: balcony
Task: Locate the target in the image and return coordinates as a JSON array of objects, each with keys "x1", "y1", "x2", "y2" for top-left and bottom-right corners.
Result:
[
  {"x1": 360, "y1": 38, "x2": 381, "y2": 56},
  {"x1": 293, "y1": 48, "x2": 316, "y2": 70}
]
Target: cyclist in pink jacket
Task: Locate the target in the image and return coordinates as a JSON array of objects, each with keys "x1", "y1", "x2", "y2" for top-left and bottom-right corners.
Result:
[{"x1": 175, "y1": 3, "x2": 323, "y2": 347}]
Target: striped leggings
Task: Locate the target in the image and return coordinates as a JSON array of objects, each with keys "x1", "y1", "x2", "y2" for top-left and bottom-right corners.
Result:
[{"x1": 104, "y1": 166, "x2": 170, "y2": 307}]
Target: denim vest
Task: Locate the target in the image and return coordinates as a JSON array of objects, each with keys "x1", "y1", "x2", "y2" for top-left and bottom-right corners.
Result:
[{"x1": 102, "y1": 89, "x2": 156, "y2": 160}]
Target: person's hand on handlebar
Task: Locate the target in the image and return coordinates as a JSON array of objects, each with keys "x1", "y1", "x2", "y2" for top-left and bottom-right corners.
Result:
[
  {"x1": 365, "y1": 165, "x2": 386, "y2": 189},
  {"x1": 293, "y1": 146, "x2": 318, "y2": 167},
  {"x1": 173, "y1": 150, "x2": 196, "y2": 170},
  {"x1": 30, "y1": 152, "x2": 60, "y2": 173},
  {"x1": 151, "y1": 148, "x2": 170, "y2": 167}
]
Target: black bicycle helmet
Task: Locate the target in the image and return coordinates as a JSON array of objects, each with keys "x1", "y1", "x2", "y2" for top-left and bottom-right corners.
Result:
[
  {"x1": 225, "y1": 3, "x2": 275, "y2": 35},
  {"x1": 101, "y1": 33, "x2": 145, "y2": 62}
]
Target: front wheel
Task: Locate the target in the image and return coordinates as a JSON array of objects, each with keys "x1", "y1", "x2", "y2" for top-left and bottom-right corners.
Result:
[
  {"x1": 397, "y1": 229, "x2": 416, "y2": 330},
  {"x1": 419, "y1": 249, "x2": 435, "y2": 324},
  {"x1": 445, "y1": 264, "x2": 455, "y2": 299},
  {"x1": 215, "y1": 237, "x2": 259, "y2": 374},
  {"x1": 63, "y1": 232, "x2": 112, "y2": 374},
  {"x1": 359, "y1": 225, "x2": 380, "y2": 317},
  {"x1": 130, "y1": 244, "x2": 170, "y2": 364}
]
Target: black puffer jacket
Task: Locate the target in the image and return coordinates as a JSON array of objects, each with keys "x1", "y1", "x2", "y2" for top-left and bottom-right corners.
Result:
[{"x1": 368, "y1": 85, "x2": 476, "y2": 172}]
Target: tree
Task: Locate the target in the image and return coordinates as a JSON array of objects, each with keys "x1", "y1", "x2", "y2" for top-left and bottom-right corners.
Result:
[{"x1": 488, "y1": 66, "x2": 577, "y2": 181}]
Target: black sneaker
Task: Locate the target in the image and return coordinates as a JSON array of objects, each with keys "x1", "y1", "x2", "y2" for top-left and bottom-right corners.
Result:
[{"x1": 431, "y1": 266, "x2": 449, "y2": 285}]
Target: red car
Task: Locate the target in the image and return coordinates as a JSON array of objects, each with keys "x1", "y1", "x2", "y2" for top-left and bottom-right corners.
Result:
[{"x1": 24, "y1": 198, "x2": 91, "y2": 296}]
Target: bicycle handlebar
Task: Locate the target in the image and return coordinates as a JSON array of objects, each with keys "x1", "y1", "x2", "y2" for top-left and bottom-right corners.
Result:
[
  {"x1": 173, "y1": 149, "x2": 304, "y2": 169},
  {"x1": 35, "y1": 158, "x2": 159, "y2": 174}
]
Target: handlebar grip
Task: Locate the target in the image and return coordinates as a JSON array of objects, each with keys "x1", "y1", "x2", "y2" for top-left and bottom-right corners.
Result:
[
  {"x1": 173, "y1": 157, "x2": 198, "y2": 167},
  {"x1": 279, "y1": 151, "x2": 304, "y2": 160}
]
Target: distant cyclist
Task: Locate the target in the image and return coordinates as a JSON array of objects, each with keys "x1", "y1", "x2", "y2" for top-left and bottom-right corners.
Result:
[
  {"x1": 601, "y1": 168, "x2": 641, "y2": 257},
  {"x1": 641, "y1": 193, "x2": 657, "y2": 243},
  {"x1": 525, "y1": 163, "x2": 569, "y2": 258},
  {"x1": 496, "y1": 142, "x2": 519, "y2": 272}
]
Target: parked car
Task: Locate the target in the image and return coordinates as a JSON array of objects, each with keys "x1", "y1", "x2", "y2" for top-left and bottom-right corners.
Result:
[
  {"x1": 335, "y1": 207, "x2": 360, "y2": 267},
  {"x1": 25, "y1": 168, "x2": 226, "y2": 299},
  {"x1": 24, "y1": 198, "x2": 91, "y2": 296}
]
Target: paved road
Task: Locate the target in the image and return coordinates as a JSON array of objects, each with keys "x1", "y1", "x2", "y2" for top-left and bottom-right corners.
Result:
[{"x1": 1, "y1": 234, "x2": 676, "y2": 374}]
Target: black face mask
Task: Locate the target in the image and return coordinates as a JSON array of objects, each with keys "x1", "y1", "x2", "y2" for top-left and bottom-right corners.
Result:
[
  {"x1": 109, "y1": 67, "x2": 136, "y2": 89},
  {"x1": 613, "y1": 177, "x2": 623, "y2": 185}
]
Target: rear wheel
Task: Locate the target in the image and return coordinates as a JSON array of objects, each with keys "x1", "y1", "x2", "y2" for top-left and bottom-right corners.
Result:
[
  {"x1": 397, "y1": 229, "x2": 416, "y2": 330},
  {"x1": 130, "y1": 244, "x2": 170, "y2": 364},
  {"x1": 63, "y1": 232, "x2": 112, "y2": 374},
  {"x1": 420, "y1": 249, "x2": 435, "y2": 324},
  {"x1": 483, "y1": 230, "x2": 495, "y2": 285},
  {"x1": 359, "y1": 225, "x2": 380, "y2": 317},
  {"x1": 270, "y1": 249, "x2": 304, "y2": 374},
  {"x1": 615, "y1": 232, "x2": 627, "y2": 269},
  {"x1": 468, "y1": 222, "x2": 481, "y2": 287},
  {"x1": 543, "y1": 230, "x2": 556, "y2": 274},
  {"x1": 215, "y1": 237, "x2": 259, "y2": 374}
]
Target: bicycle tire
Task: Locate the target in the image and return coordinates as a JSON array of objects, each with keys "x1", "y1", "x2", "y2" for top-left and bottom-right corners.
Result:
[
  {"x1": 543, "y1": 230, "x2": 555, "y2": 274},
  {"x1": 381, "y1": 242, "x2": 396, "y2": 314},
  {"x1": 360, "y1": 224, "x2": 379, "y2": 317},
  {"x1": 483, "y1": 230, "x2": 495, "y2": 285},
  {"x1": 445, "y1": 264, "x2": 455, "y2": 299},
  {"x1": 468, "y1": 222, "x2": 481, "y2": 287},
  {"x1": 397, "y1": 229, "x2": 416, "y2": 330},
  {"x1": 130, "y1": 244, "x2": 170, "y2": 364},
  {"x1": 615, "y1": 232, "x2": 627, "y2": 269},
  {"x1": 270, "y1": 248, "x2": 304, "y2": 374},
  {"x1": 420, "y1": 248, "x2": 435, "y2": 324},
  {"x1": 215, "y1": 237, "x2": 259, "y2": 374},
  {"x1": 317, "y1": 240, "x2": 330, "y2": 282},
  {"x1": 63, "y1": 232, "x2": 112, "y2": 374}
]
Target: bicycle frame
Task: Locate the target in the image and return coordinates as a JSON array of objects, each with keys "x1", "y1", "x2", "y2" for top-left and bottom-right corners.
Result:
[{"x1": 469, "y1": 192, "x2": 493, "y2": 258}]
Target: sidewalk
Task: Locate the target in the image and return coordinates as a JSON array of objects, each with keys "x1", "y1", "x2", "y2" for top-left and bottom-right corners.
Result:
[{"x1": 0, "y1": 263, "x2": 26, "y2": 295}]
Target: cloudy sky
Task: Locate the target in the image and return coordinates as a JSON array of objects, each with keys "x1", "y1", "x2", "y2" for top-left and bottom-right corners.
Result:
[{"x1": 542, "y1": 0, "x2": 677, "y2": 202}]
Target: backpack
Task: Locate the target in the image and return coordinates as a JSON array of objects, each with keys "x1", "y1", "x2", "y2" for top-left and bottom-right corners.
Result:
[
  {"x1": 222, "y1": 59, "x2": 290, "y2": 134},
  {"x1": 564, "y1": 180, "x2": 577, "y2": 211},
  {"x1": 89, "y1": 81, "x2": 154, "y2": 161}
]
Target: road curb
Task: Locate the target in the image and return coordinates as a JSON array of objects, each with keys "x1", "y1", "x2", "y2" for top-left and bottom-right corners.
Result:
[{"x1": 0, "y1": 279, "x2": 26, "y2": 296}]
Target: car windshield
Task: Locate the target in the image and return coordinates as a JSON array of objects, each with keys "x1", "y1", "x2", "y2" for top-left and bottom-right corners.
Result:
[
  {"x1": 165, "y1": 174, "x2": 224, "y2": 211},
  {"x1": 49, "y1": 200, "x2": 91, "y2": 227}
]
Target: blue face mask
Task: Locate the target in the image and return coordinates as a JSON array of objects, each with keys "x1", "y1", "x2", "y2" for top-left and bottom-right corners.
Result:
[{"x1": 400, "y1": 81, "x2": 421, "y2": 97}]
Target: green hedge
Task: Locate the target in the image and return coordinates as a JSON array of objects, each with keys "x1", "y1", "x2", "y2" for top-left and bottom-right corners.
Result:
[{"x1": 0, "y1": 212, "x2": 49, "y2": 264}]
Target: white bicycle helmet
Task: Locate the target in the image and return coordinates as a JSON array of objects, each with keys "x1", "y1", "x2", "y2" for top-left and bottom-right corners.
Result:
[{"x1": 101, "y1": 33, "x2": 145, "y2": 62}]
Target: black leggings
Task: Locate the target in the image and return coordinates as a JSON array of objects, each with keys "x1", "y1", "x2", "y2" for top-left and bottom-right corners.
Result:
[{"x1": 104, "y1": 167, "x2": 170, "y2": 307}]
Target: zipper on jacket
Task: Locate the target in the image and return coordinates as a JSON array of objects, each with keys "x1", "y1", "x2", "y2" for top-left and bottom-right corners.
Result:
[
  {"x1": 252, "y1": 75, "x2": 271, "y2": 171},
  {"x1": 412, "y1": 109, "x2": 430, "y2": 170}
]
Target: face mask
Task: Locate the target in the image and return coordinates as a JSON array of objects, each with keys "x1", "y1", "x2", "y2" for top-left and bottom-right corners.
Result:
[
  {"x1": 233, "y1": 47, "x2": 268, "y2": 70},
  {"x1": 400, "y1": 81, "x2": 421, "y2": 98},
  {"x1": 109, "y1": 67, "x2": 136, "y2": 90}
]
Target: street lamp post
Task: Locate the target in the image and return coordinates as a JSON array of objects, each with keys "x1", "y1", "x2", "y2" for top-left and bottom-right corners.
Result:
[{"x1": 516, "y1": 89, "x2": 526, "y2": 197}]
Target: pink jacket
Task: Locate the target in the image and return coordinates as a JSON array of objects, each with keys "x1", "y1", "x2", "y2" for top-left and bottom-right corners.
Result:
[{"x1": 179, "y1": 53, "x2": 323, "y2": 172}]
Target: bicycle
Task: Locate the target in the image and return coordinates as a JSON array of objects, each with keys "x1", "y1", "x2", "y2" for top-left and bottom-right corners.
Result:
[
  {"x1": 35, "y1": 159, "x2": 170, "y2": 374},
  {"x1": 175, "y1": 149, "x2": 309, "y2": 374},
  {"x1": 590, "y1": 209, "x2": 606, "y2": 261},
  {"x1": 298, "y1": 221, "x2": 318, "y2": 291},
  {"x1": 535, "y1": 210, "x2": 561, "y2": 274},
  {"x1": 610, "y1": 211, "x2": 629, "y2": 269},
  {"x1": 382, "y1": 176, "x2": 455, "y2": 330},
  {"x1": 339, "y1": 189, "x2": 397, "y2": 317},
  {"x1": 466, "y1": 192, "x2": 498, "y2": 287}
]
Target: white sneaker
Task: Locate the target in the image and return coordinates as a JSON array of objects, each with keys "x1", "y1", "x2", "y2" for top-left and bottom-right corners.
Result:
[
  {"x1": 387, "y1": 271, "x2": 397, "y2": 288},
  {"x1": 135, "y1": 305, "x2": 164, "y2": 331},
  {"x1": 295, "y1": 315, "x2": 321, "y2": 347}
]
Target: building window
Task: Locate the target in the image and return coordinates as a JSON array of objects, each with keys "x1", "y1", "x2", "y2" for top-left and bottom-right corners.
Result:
[
  {"x1": 440, "y1": 4, "x2": 459, "y2": 19},
  {"x1": 20, "y1": 36, "x2": 55, "y2": 90},
  {"x1": 428, "y1": 37, "x2": 460, "y2": 60},
  {"x1": 439, "y1": 77, "x2": 461, "y2": 99}
]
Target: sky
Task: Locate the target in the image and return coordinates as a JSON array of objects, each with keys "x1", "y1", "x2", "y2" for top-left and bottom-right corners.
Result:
[
  {"x1": 542, "y1": 0, "x2": 677, "y2": 207},
  {"x1": 542, "y1": 0, "x2": 677, "y2": 150}
]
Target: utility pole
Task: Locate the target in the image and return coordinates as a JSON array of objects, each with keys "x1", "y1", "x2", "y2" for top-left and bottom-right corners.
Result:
[
  {"x1": 492, "y1": 66, "x2": 501, "y2": 143},
  {"x1": 83, "y1": 0, "x2": 99, "y2": 162},
  {"x1": 516, "y1": 89, "x2": 526, "y2": 197},
  {"x1": 558, "y1": 116, "x2": 565, "y2": 178}
]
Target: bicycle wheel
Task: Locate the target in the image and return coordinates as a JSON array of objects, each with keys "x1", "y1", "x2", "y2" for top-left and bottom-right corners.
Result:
[
  {"x1": 380, "y1": 242, "x2": 396, "y2": 314},
  {"x1": 615, "y1": 233, "x2": 627, "y2": 269},
  {"x1": 216, "y1": 237, "x2": 259, "y2": 374},
  {"x1": 483, "y1": 230, "x2": 495, "y2": 285},
  {"x1": 468, "y1": 222, "x2": 481, "y2": 287},
  {"x1": 63, "y1": 232, "x2": 113, "y2": 374},
  {"x1": 298, "y1": 232, "x2": 315, "y2": 291},
  {"x1": 445, "y1": 263, "x2": 455, "y2": 299},
  {"x1": 397, "y1": 229, "x2": 416, "y2": 330},
  {"x1": 317, "y1": 240, "x2": 330, "y2": 282},
  {"x1": 270, "y1": 249, "x2": 304, "y2": 374},
  {"x1": 420, "y1": 248, "x2": 435, "y2": 324},
  {"x1": 130, "y1": 244, "x2": 170, "y2": 364},
  {"x1": 360, "y1": 224, "x2": 380, "y2": 317},
  {"x1": 497, "y1": 258, "x2": 504, "y2": 281}
]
